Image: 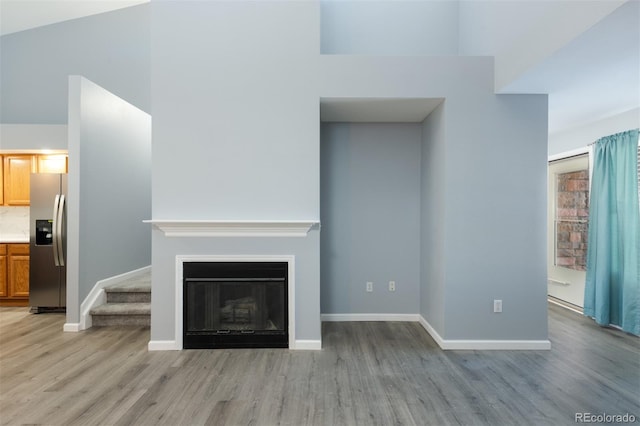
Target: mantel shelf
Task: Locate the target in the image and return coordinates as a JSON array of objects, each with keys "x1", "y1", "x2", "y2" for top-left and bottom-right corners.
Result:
[{"x1": 143, "y1": 220, "x2": 320, "y2": 237}]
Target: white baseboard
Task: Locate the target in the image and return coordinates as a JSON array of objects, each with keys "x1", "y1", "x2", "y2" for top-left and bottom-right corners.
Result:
[
  {"x1": 63, "y1": 322, "x2": 80, "y2": 332},
  {"x1": 79, "y1": 265, "x2": 151, "y2": 330},
  {"x1": 148, "y1": 340, "x2": 180, "y2": 351},
  {"x1": 418, "y1": 315, "x2": 446, "y2": 347},
  {"x1": 293, "y1": 340, "x2": 322, "y2": 350},
  {"x1": 442, "y1": 340, "x2": 551, "y2": 350},
  {"x1": 321, "y1": 313, "x2": 421, "y2": 322},
  {"x1": 418, "y1": 315, "x2": 551, "y2": 350}
]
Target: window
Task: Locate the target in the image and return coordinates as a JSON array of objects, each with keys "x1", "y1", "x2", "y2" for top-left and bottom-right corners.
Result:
[{"x1": 555, "y1": 169, "x2": 589, "y2": 271}]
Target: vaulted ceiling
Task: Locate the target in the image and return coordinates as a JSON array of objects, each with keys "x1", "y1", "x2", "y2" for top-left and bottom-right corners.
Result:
[
  {"x1": 0, "y1": 0, "x2": 149, "y2": 36},
  {"x1": 1, "y1": 0, "x2": 637, "y2": 134}
]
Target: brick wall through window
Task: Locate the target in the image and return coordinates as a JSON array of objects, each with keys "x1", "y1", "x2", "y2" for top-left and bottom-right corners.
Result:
[{"x1": 556, "y1": 170, "x2": 589, "y2": 271}]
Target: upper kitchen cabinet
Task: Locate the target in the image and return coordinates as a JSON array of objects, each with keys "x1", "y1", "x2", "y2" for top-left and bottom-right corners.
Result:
[
  {"x1": 0, "y1": 155, "x2": 3, "y2": 205},
  {"x1": 1, "y1": 154, "x2": 67, "y2": 205},
  {"x1": 3, "y1": 155, "x2": 36, "y2": 205},
  {"x1": 37, "y1": 154, "x2": 68, "y2": 173}
]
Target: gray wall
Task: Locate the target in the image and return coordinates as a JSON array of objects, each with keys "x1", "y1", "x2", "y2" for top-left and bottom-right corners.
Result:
[
  {"x1": 2, "y1": 1, "x2": 551, "y2": 345},
  {"x1": 320, "y1": 0, "x2": 459, "y2": 55},
  {"x1": 319, "y1": 56, "x2": 548, "y2": 341},
  {"x1": 0, "y1": 4, "x2": 149, "y2": 124},
  {"x1": 151, "y1": 1, "x2": 318, "y2": 220},
  {"x1": 150, "y1": 1, "x2": 322, "y2": 343},
  {"x1": 0, "y1": 124, "x2": 67, "y2": 150},
  {"x1": 442, "y1": 94, "x2": 548, "y2": 340},
  {"x1": 66, "y1": 76, "x2": 151, "y2": 324},
  {"x1": 320, "y1": 123, "x2": 421, "y2": 314},
  {"x1": 148, "y1": 0, "x2": 549, "y2": 342},
  {"x1": 420, "y1": 102, "x2": 447, "y2": 333}
]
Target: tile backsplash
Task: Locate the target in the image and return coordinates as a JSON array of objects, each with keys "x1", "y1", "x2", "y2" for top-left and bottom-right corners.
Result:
[{"x1": 0, "y1": 206, "x2": 30, "y2": 241}]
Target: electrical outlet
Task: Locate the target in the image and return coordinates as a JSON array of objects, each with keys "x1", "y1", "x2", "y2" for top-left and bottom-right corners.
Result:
[
  {"x1": 389, "y1": 281, "x2": 396, "y2": 292},
  {"x1": 493, "y1": 299, "x2": 503, "y2": 313},
  {"x1": 366, "y1": 281, "x2": 373, "y2": 292}
]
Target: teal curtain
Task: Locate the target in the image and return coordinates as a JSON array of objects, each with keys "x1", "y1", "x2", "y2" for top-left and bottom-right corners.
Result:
[{"x1": 584, "y1": 129, "x2": 640, "y2": 335}]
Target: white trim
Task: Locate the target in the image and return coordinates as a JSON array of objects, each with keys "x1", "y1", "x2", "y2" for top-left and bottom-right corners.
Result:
[
  {"x1": 321, "y1": 313, "x2": 421, "y2": 322},
  {"x1": 439, "y1": 340, "x2": 551, "y2": 350},
  {"x1": 148, "y1": 340, "x2": 180, "y2": 351},
  {"x1": 173, "y1": 255, "x2": 297, "y2": 351},
  {"x1": 144, "y1": 220, "x2": 319, "y2": 237},
  {"x1": 418, "y1": 315, "x2": 446, "y2": 348},
  {"x1": 548, "y1": 278, "x2": 570, "y2": 286},
  {"x1": 548, "y1": 147, "x2": 589, "y2": 162},
  {"x1": 293, "y1": 340, "x2": 322, "y2": 350},
  {"x1": 63, "y1": 323, "x2": 80, "y2": 332},
  {"x1": 548, "y1": 297, "x2": 584, "y2": 315},
  {"x1": 418, "y1": 315, "x2": 551, "y2": 350},
  {"x1": 79, "y1": 265, "x2": 151, "y2": 331}
]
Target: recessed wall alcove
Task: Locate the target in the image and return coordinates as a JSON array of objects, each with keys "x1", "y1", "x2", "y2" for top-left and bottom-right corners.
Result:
[{"x1": 319, "y1": 97, "x2": 444, "y2": 318}]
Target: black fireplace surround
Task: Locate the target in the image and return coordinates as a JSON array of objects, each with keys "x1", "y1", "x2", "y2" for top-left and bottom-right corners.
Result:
[{"x1": 183, "y1": 262, "x2": 288, "y2": 349}]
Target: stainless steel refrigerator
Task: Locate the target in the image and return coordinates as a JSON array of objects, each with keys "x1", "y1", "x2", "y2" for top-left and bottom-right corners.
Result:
[{"x1": 30, "y1": 173, "x2": 67, "y2": 312}]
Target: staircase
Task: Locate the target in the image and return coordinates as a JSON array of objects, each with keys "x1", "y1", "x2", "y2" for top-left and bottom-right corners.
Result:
[{"x1": 90, "y1": 272, "x2": 151, "y2": 327}]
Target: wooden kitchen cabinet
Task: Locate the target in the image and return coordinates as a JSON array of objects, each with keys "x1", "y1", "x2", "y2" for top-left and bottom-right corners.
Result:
[
  {"x1": 37, "y1": 154, "x2": 68, "y2": 173},
  {"x1": 0, "y1": 244, "x2": 30, "y2": 306},
  {"x1": 0, "y1": 245, "x2": 7, "y2": 298},
  {"x1": 8, "y1": 244, "x2": 30, "y2": 298},
  {"x1": 1, "y1": 153, "x2": 68, "y2": 205},
  {"x1": 3, "y1": 155, "x2": 36, "y2": 206},
  {"x1": 0, "y1": 155, "x2": 4, "y2": 205}
]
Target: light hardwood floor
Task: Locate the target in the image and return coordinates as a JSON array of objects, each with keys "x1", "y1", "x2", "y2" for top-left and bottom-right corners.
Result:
[{"x1": 0, "y1": 304, "x2": 638, "y2": 426}]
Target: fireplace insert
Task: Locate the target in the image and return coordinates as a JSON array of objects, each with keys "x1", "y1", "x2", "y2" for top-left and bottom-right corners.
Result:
[{"x1": 183, "y1": 262, "x2": 288, "y2": 349}]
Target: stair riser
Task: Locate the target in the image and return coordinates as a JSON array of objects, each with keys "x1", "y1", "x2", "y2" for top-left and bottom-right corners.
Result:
[
  {"x1": 106, "y1": 292, "x2": 151, "y2": 303},
  {"x1": 92, "y1": 315, "x2": 150, "y2": 327}
]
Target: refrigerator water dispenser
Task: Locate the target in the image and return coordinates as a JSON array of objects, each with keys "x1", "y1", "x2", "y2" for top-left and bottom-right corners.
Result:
[{"x1": 35, "y1": 219, "x2": 54, "y2": 245}]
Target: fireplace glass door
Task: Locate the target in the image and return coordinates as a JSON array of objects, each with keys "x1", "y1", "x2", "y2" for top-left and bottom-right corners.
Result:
[
  {"x1": 186, "y1": 279, "x2": 285, "y2": 333},
  {"x1": 183, "y1": 262, "x2": 288, "y2": 349}
]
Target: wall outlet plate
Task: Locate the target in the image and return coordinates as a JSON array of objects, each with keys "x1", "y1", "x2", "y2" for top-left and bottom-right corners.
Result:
[
  {"x1": 366, "y1": 281, "x2": 373, "y2": 292},
  {"x1": 493, "y1": 299, "x2": 503, "y2": 313},
  {"x1": 389, "y1": 281, "x2": 396, "y2": 292}
]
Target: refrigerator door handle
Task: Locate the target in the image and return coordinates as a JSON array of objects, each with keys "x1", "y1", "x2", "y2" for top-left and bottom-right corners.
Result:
[
  {"x1": 52, "y1": 194, "x2": 61, "y2": 267},
  {"x1": 57, "y1": 194, "x2": 66, "y2": 267}
]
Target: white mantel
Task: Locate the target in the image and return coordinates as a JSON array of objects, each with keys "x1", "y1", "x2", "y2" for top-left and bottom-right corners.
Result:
[{"x1": 144, "y1": 220, "x2": 319, "y2": 238}]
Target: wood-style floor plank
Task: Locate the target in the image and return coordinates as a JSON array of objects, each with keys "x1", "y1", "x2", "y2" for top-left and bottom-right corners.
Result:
[{"x1": 0, "y1": 304, "x2": 638, "y2": 426}]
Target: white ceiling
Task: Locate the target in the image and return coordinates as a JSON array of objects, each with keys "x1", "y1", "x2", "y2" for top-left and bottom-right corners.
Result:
[
  {"x1": 500, "y1": 0, "x2": 640, "y2": 134},
  {"x1": 320, "y1": 98, "x2": 444, "y2": 123},
  {"x1": 1, "y1": 0, "x2": 637, "y2": 133},
  {"x1": 0, "y1": 0, "x2": 149, "y2": 36}
]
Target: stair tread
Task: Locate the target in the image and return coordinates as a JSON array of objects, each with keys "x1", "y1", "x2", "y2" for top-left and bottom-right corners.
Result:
[
  {"x1": 91, "y1": 303, "x2": 150, "y2": 316},
  {"x1": 104, "y1": 272, "x2": 151, "y2": 293},
  {"x1": 105, "y1": 285, "x2": 151, "y2": 293}
]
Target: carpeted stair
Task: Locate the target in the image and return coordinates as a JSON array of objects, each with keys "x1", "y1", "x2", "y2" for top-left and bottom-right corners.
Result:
[{"x1": 90, "y1": 272, "x2": 151, "y2": 327}]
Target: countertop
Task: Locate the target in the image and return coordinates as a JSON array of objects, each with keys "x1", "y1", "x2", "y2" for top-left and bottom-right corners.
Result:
[{"x1": 1, "y1": 234, "x2": 30, "y2": 244}]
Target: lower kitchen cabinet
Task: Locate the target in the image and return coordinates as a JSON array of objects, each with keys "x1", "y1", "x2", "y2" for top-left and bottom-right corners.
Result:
[
  {"x1": 0, "y1": 245, "x2": 6, "y2": 298},
  {"x1": 0, "y1": 244, "x2": 30, "y2": 307}
]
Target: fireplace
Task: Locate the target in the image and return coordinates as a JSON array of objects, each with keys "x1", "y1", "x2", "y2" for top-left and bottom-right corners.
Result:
[{"x1": 183, "y1": 261, "x2": 288, "y2": 349}]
